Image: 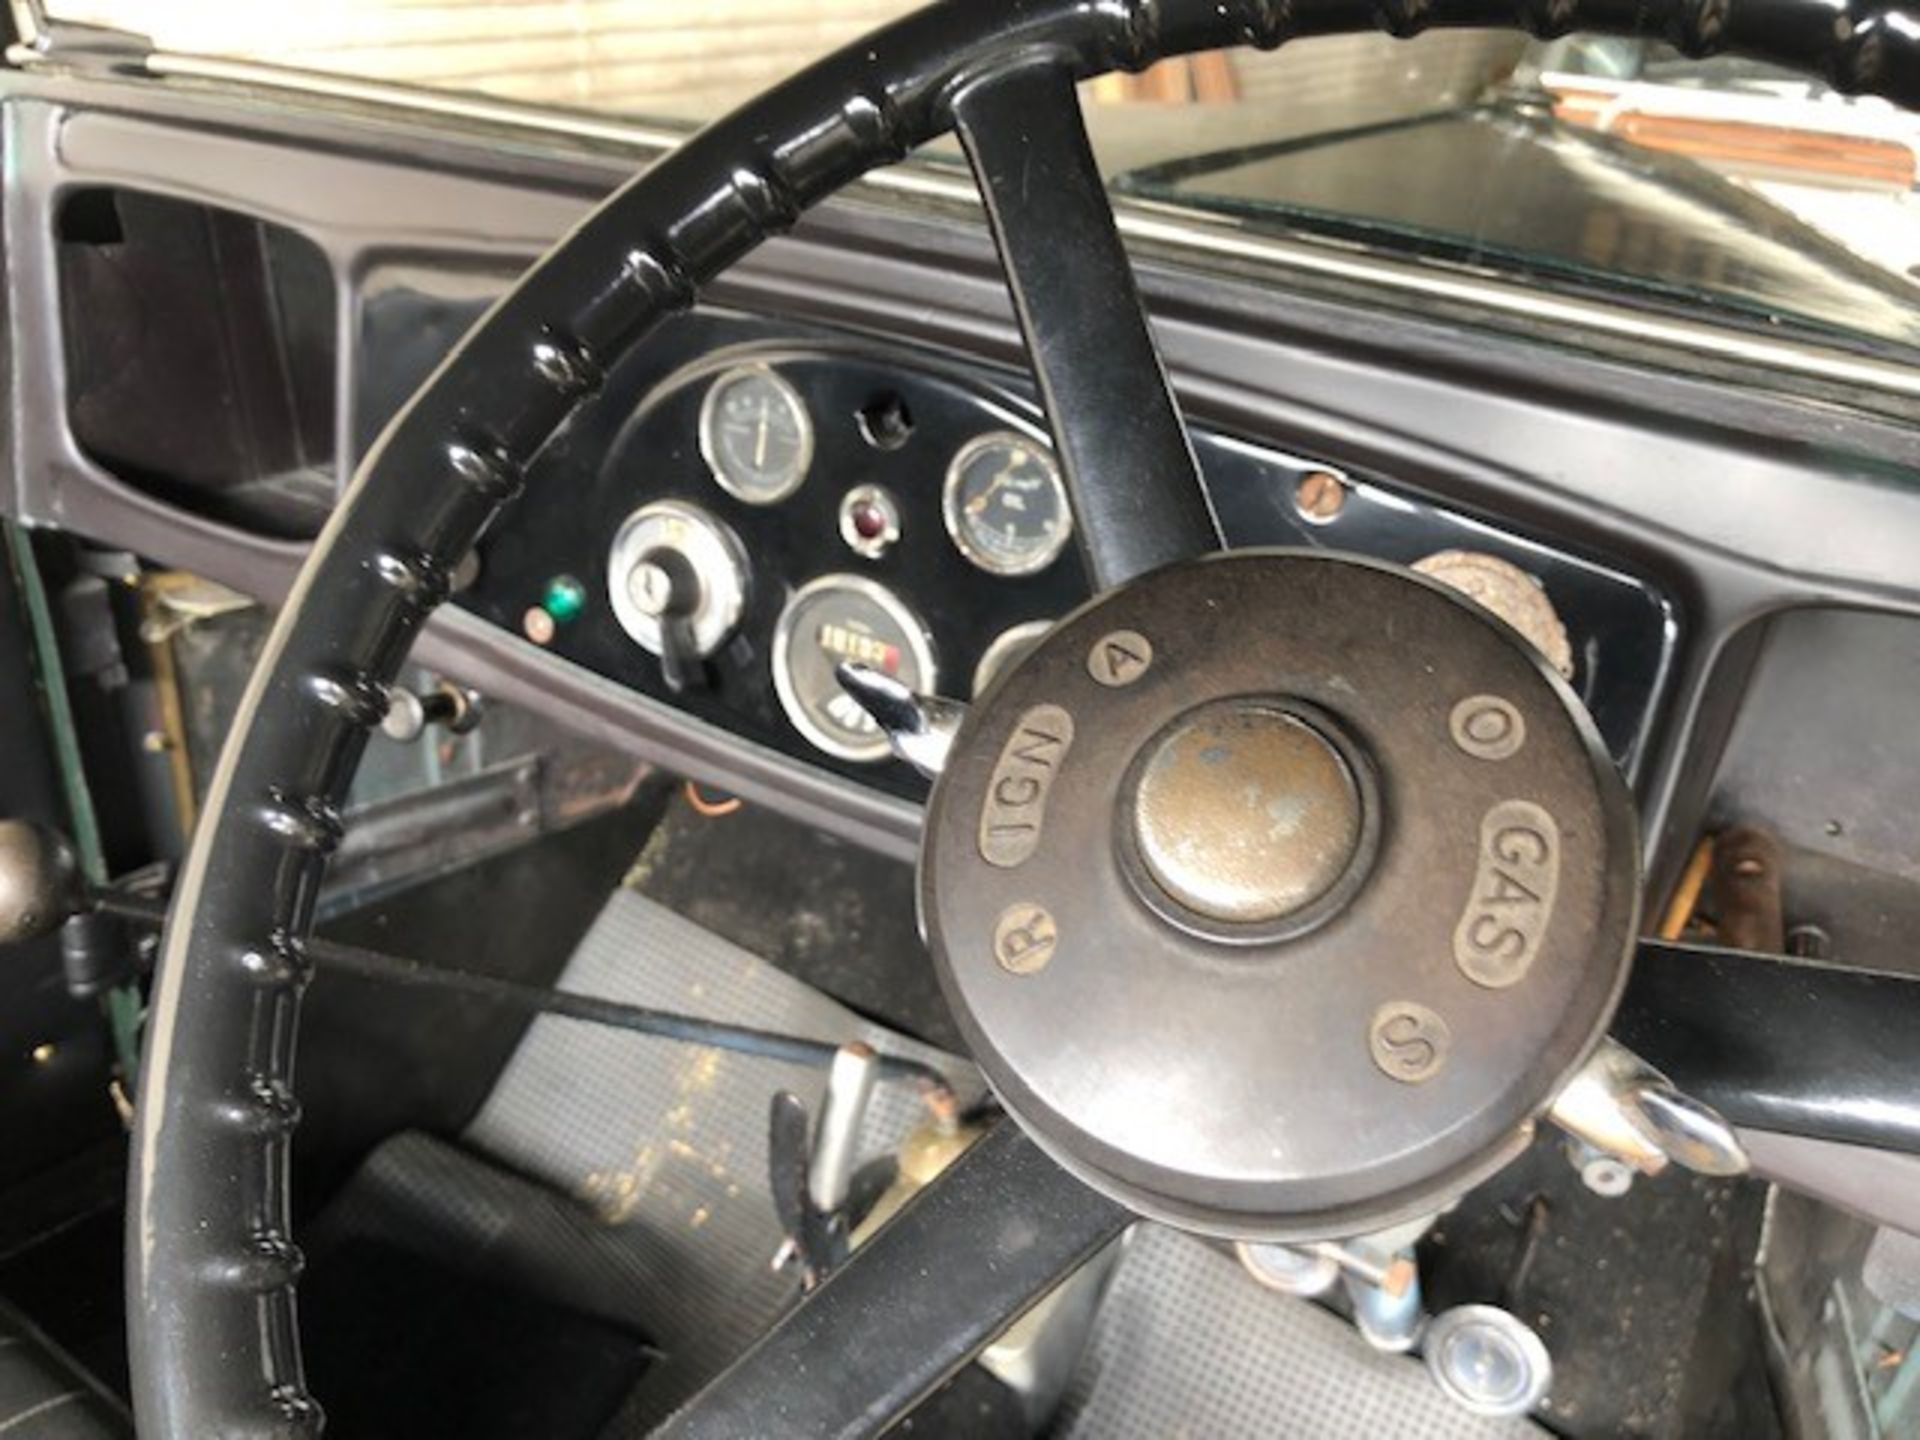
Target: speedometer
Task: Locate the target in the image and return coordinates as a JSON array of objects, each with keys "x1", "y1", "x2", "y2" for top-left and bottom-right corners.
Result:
[
  {"x1": 942, "y1": 432, "x2": 1072, "y2": 576},
  {"x1": 772, "y1": 575, "x2": 937, "y2": 763}
]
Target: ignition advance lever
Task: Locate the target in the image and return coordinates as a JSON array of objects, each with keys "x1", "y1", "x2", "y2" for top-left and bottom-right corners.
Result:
[{"x1": 833, "y1": 663, "x2": 967, "y2": 779}]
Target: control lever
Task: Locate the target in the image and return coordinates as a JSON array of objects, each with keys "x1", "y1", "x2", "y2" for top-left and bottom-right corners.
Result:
[
  {"x1": 629, "y1": 548, "x2": 707, "y2": 694},
  {"x1": 768, "y1": 1091, "x2": 839, "y2": 1290},
  {"x1": 1548, "y1": 1036, "x2": 1748, "y2": 1178},
  {"x1": 769, "y1": 1042, "x2": 885, "y2": 1289},
  {"x1": 834, "y1": 664, "x2": 967, "y2": 779},
  {"x1": 381, "y1": 680, "x2": 481, "y2": 743},
  {"x1": 1, "y1": 821, "x2": 964, "y2": 1121},
  {"x1": 808, "y1": 1042, "x2": 881, "y2": 1215}
]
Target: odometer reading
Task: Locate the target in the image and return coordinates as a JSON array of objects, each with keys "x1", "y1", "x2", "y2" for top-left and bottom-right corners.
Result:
[
  {"x1": 772, "y1": 575, "x2": 937, "y2": 763},
  {"x1": 943, "y1": 432, "x2": 1072, "y2": 577}
]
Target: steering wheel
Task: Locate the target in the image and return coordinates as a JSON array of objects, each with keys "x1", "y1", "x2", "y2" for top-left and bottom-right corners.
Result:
[{"x1": 129, "y1": 1, "x2": 1920, "y2": 1434}]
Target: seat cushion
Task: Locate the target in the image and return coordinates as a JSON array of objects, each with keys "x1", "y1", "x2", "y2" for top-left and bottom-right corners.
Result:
[
  {"x1": 0, "y1": 1302, "x2": 129, "y2": 1439},
  {"x1": 300, "y1": 1132, "x2": 656, "y2": 1440}
]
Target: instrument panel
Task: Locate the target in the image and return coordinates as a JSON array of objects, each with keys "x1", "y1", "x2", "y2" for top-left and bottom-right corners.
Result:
[{"x1": 456, "y1": 311, "x2": 1674, "y2": 801}]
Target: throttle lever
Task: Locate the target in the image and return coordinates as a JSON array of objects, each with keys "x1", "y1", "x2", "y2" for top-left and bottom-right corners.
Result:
[{"x1": 1548, "y1": 1036, "x2": 1748, "y2": 1178}]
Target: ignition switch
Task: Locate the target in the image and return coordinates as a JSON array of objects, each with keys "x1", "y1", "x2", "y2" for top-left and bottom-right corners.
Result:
[
  {"x1": 625, "y1": 547, "x2": 706, "y2": 693},
  {"x1": 607, "y1": 499, "x2": 749, "y2": 694}
]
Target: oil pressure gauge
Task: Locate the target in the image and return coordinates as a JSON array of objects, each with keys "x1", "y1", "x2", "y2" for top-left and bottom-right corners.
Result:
[
  {"x1": 943, "y1": 432, "x2": 1072, "y2": 576},
  {"x1": 772, "y1": 575, "x2": 936, "y2": 762},
  {"x1": 700, "y1": 365, "x2": 813, "y2": 504}
]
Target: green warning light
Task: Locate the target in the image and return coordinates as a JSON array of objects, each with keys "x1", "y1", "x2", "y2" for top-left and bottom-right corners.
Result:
[{"x1": 542, "y1": 575, "x2": 587, "y2": 624}]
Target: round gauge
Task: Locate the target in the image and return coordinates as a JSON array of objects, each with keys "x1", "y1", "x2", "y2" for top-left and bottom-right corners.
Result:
[
  {"x1": 942, "y1": 432, "x2": 1072, "y2": 576},
  {"x1": 971, "y1": 619, "x2": 1055, "y2": 698},
  {"x1": 1411, "y1": 549, "x2": 1575, "y2": 679},
  {"x1": 772, "y1": 575, "x2": 938, "y2": 763},
  {"x1": 699, "y1": 365, "x2": 814, "y2": 504}
]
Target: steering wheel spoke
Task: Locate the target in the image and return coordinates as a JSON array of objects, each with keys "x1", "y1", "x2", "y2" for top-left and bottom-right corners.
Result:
[
  {"x1": 952, "y1": 60, "x2": 1221, "y2": 590},
  {"x1": 1615, "y1": 936, "x2": 1920, "y2": 1157},
  {"x1": 655, "y1": 1118, "x2": 1130, "y2": 1439}
]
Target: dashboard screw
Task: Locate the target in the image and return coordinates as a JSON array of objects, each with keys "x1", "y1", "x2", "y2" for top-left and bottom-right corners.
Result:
[
  {"x1": 1295, "y1": 470, "x2": 1347, "y2": 523},
  {"x1": 1786, "y1": 923, "x2": 1832, "y2": 961}
]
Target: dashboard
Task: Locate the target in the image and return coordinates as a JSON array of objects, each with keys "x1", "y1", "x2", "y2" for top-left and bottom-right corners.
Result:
[
  {"x1": 454, "y1": 312, "x2": 1673, "y2": 801},
  {"x1": 10, "y1": 75, "x2": 1920, "y2": 904}
]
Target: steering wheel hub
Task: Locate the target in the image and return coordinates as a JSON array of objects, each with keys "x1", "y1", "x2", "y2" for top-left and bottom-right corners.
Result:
[
  {"x1": 1124, "y1": 698, "x2": 1372, "y2": 937},
  {"x1": 923, "y1": 551, "x2": 1639, "y2": 1241}
]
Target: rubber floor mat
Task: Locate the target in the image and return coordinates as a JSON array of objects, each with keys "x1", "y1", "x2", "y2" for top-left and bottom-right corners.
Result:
[
  {"x1": 459, "y1": 888, "x2": 980, "y2": 1428},
  {"x1": 435, "y1": 889, "x2": 1547, "y2": 1437},
  {"x1": 1055, "y1": 1225, "x2": 1549, "y2": 1440}
]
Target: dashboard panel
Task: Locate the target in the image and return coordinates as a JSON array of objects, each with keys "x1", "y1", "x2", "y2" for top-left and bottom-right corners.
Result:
[
  {"x1": 454, "y1": 311, "x2": 1675, "y2": 801},
  {"x1": 9, "y1": 84, "x2": 1919, "y2": 888}
]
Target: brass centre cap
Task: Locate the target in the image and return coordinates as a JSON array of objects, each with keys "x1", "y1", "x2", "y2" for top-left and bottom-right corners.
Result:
[{"x1": 1130, "y1": 704, "x2": 1362, "y2": 925}]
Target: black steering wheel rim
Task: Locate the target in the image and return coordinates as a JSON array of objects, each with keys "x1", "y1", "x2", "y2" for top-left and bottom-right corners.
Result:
[{"x1": 130, "y1": 1, "x2": 1920, "y2": 1433}]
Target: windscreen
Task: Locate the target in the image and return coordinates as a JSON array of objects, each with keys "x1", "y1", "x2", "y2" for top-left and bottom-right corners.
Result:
[{"x1": 46, "y1": 2, "x2": 1920, "y2": 354}]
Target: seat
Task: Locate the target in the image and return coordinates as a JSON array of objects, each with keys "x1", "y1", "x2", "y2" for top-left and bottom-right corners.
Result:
[
  {"x1": 0, "y1": 1300, "x2": 129, "y2": 1439},
  {"x1": 300, "y1": 1133, "x2": 657, "y2": 1440}
]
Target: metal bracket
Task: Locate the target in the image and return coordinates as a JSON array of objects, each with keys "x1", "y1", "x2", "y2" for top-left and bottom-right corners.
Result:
[{"x1": 5, "y1": 3, "x2": 152, "y2": 74}]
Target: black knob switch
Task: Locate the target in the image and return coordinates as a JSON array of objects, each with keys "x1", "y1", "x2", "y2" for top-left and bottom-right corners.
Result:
[
  {"x1": 381, "y1": 681, "x2": 481, "y2": 742},
  {"x1": 629, "y1": 547, "x2": 707, "y2": 694},
  {"x1": 0, "y1": 820, "x2": 85, "y2": 947}
]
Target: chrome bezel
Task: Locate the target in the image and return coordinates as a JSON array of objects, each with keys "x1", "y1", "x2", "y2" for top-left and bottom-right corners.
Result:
[
  {"x1": 837, "y1": 483, "x2": 902, "y2": 560},
  {"x1": 970, "y1": 618, "x2": 1055, "y2": 698},
  {"x1": 771, "y1": 573, "x2": 937, "y2": 763},
  {"x1": 1423, "y1": 1305, "x2": 1554, "y2": 1418},
  {"x1": 698, "y1": 364, "x2": 814, "y2": 505},
  {"x1": 606, "y1": 499, "x2": 749, "y2": 659},
  {"x1": 941, "y1": 431, "x2": 1071, "y2": 577}
]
